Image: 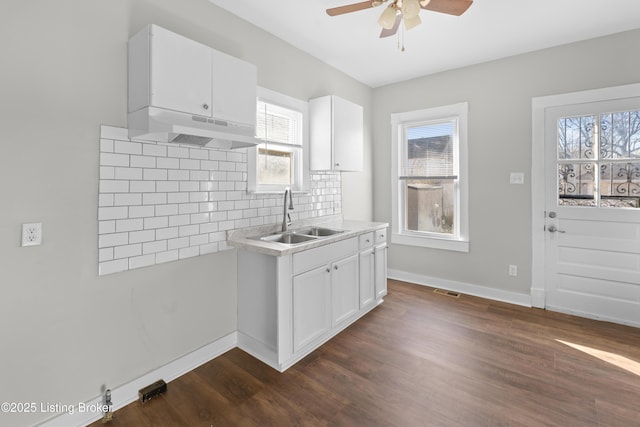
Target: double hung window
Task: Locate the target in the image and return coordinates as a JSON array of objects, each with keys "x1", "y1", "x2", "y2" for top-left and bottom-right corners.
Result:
[
  {"x1": 249, "y1": 87, "x2": 308, "y2": 192},
  {"x1": 391, "y1": 102, "x2": 469, "y2": 252}
]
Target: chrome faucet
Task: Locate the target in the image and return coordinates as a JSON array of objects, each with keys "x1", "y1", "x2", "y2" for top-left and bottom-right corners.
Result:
[{"x1": 282, "y1": 187, "x2": 294, "y2": 232}]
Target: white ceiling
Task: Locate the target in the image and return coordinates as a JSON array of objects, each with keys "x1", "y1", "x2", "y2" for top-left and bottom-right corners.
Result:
[{"x1": 208, "y1": 0, "x2": 640, "y2": 88}]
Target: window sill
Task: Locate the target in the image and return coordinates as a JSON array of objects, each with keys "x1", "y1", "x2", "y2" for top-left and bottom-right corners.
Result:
[
  {"x1": 248, "y1": 189, "x2": 310, "y2": 196},
  {"x1": 391, "y1": 233, "x2": 469, "y2": 252}
]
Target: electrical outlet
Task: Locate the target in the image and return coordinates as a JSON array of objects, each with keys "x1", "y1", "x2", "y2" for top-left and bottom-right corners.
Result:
[
  {"x1": 22, "y1": 223, "x2": 42, "y2": 247},
  {"x1": 509, "y1": 264, "x2": 518, "y2": 277},
  {"x1": 510, "y1": 172, "x2": 525, "y2": 185}
]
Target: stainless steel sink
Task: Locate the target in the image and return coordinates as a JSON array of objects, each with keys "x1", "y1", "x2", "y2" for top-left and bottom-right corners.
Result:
[
  {"x1": 258, "y1": 233, "x2": 317, "y2": 245},
  {"x1": 294, "y1": 227, "x2": 345, "y2": 237},
  {"x1": 251, "y1": 226, "x2": 345, "y2": 245}
]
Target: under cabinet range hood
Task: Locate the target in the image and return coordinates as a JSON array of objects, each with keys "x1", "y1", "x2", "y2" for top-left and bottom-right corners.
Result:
[
  {"x1": 128, "y1": 106, "x2": 258, "y2": 149},
  {"x1": 127, "y1": 24, "x2": 259, "y2": 149}
]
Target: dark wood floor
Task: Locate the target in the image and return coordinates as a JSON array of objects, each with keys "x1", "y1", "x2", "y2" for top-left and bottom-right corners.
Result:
[{"x1": 90, "y1": 280, "x2": 640, "y2": 426}]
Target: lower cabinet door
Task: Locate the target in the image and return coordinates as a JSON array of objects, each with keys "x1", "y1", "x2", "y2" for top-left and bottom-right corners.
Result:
[
  {"x1": 375, "y1": 244, "x2": 388, "y2": 299},
  {"x1": 293, "y1": 264, "x2": 331, "y2": 353},
  {"x1": 359, "y1": 249, "x2": 375, "y2": 308},
  {"x1": 332, "y1": 254, "x2": 360, "y2": 326}
]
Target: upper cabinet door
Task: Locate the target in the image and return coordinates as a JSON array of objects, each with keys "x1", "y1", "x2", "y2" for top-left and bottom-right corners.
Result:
[
  {"x1": 310, "y1": 95, "x2": 363, "y2": 171},
  {"x1": 332, "y1": 96, "x2": 363, "y2": 171},
  {"x1": 148, "y1": 25, "x2": 212, "y2": 117},
  {"x1": 211, "y1": 50, "x2": 257, "y2": 126}
]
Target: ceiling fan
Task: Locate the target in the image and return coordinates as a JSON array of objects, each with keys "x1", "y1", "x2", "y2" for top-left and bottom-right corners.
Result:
[{"x1": 327, "y1": 0, "x2": 473, "y2": 38}]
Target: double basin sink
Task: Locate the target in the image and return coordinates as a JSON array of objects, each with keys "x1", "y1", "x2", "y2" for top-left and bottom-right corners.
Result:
[{"x1": 253, "y1": 226, "x2": 345, "y2": 245}]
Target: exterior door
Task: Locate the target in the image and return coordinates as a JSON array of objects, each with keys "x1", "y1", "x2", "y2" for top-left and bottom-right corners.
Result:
[{"x1": 542, "y1": 96, "x2": 640, "y2": 327}]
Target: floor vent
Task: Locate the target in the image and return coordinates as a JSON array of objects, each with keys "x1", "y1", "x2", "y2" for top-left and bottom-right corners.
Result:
[{"x1": 434, "y1": 289, "x2": 460, "y2": 298}]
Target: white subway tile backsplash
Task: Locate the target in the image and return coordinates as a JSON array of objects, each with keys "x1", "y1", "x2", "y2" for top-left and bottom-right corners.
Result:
[
  {"x1": 99, "y1": 258, "x2": 129, "y2": 275},
  {"x1": 114, "y1": 243, "x2": 142, "y2": 259},
  {"x1": 157, "y1": 157, "x2": 179, "y2": 169},
  {"x1": 115, "y1": 218, "x2": 144, "y2": 233},
  {"x1": 168, "y1": 236, "x2": 189, "y2": 250},
  {"x1": 114, "y1": 193, "x2": 142, "y2": 206},
  {"x1": 143, "y1": 193, "x2": 167, "y2": 205},
  {"x1": 98, "y1": 206, "x2": 128, "y2": 221},
  {"x1": 190, "y1": 148, "x2": 209, "y2": 160},
  {"x1": 143, "y1": 143, "x2": 167, "y2": 157},
  {"x1": 128, "y1": 205, "x2": 155, "y2": 218},
  {"x1": 168, "y1": 146, "x2": 189, "y2": 158},
  {"x1": 100, "y1": 166, "x2": 115, "y2": 180},
  {"x1": 114, "y1": 140, "x2": 142, "y2": 155},
  {"x1": 143, "y1": 168, "x2": 168, "y2": 181},
  {"x1": 129, "y1": 254, "x2": 156, "y2": 269},
  {"x1": 99, "y1": 194, "x2": 114, "y2": 207},
  {"x1": 143, "y1": 240, "x2": 167, "y2": 255},
  {"x1": 156, "y1": 227, "x2": 179, "y2": 240},
  {"x1": 129, "y1": 229, "x2": 156, "y2": 244},
  {"x1": 101, "y1": 153, "x2": 129, "y2": 167},
  {"x1": 130, "y1": 181, "x2": 155, "y2": 193},
  {"x1": 98, "y1": 126, "x2": 342, "y2": 275},
  {"x1": 155, "y1": 204, "x2": 179, "y2": 216},
  {"x1": 144, "y1": 216, "x2": 169, "y2": 230},
  {"x1": 99, "y1": 232, "x2": 129, "y2": 248},
  {"x1": 156, "y1": 250, "x2": 179, "y2": 264}
]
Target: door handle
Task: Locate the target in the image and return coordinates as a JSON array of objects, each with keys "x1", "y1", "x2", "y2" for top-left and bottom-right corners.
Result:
[{"x1": 547, "y1": 225, "x2": 565, "y2": 233}]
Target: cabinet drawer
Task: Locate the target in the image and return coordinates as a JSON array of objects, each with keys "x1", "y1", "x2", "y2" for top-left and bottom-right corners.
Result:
[
  {"x1": 293, "y1": 237, "x2": 358, "y2": 275},
  {"x1": 375, "y1": 228, "x2": 387, "y2": 245},
  {"x1": 359, "y1": 232, "x2": 374, "y2": 249}
]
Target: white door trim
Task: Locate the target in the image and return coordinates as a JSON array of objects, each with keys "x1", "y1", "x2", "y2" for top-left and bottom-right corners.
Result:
[{"x1": 531, "y1": 82, "x2": 640, "y2": 309}]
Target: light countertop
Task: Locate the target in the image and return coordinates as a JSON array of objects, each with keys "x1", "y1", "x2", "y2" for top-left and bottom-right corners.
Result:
[{"x1": 227, "y1": 215, "x2": 389, "y2": 256}]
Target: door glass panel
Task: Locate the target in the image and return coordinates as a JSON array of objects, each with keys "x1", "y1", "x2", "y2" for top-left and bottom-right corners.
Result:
[
  {"x1": 600, "y1": 162, "x2": 640, "y2": 207},
  {"x1": 558, "y1": 116, "x2": 595, "y2": 159},
  {"x1": 558, "y1": 163, "x2": 596, "y2": 206},
  {"x1": 557, "y1": 110, "x2": 640, "y2": 208}
]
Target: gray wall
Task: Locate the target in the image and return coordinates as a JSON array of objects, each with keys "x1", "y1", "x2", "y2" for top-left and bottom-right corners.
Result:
[
  {"x1": 0, "y1": 1, "x2": 372, "y2": 425},
  {"x1": 373, "y1": 29, "x2": 640, "y2": 295}
]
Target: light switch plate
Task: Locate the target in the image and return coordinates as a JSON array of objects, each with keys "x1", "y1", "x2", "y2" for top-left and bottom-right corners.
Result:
[{"x1": 510, "y1": 172, "x2": 525, "y2": 185}]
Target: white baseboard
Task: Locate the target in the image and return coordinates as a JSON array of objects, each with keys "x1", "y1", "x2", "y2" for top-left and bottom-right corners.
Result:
[
  {"x1": 38, "y1": 332, "x2": 237, "y2": 427},
  {"x1": 388, "y1": 269, "x2": 532, "y2": 307}
]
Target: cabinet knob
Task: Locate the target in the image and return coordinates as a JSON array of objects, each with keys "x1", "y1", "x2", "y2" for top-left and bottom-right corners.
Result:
[
  {"x1": 326, "y1": 268, "x2": 330, "y2": 273},
  {"x1": 366, "y1": 239, "x2": 370, "y2": 243},
  {"x1": 335, "y1": 163, "x2": 340, "y2": 167},
  {"x1": 334, "y1": 265, "x2": 338, "y2": 270},
  {"x1": 202, "y1": 103, "x2": 209, "y2": 110}
]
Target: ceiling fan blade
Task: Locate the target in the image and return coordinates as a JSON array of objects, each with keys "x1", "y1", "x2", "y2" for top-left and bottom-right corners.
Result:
[
  {"x1": 379, "y1": 13, "x2": 401, "y2": 38},
  {"x1": 421, "y1": 0, "x2": 473, "y2": 16},
  {"x1": 327, "y1": 1, "x2": 378, "y2": 17}
]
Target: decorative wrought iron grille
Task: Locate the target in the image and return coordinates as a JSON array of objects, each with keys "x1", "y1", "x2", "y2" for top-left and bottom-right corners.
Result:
[{"x1": 557, "y1": 110, "x2": 640, "y2": 208}]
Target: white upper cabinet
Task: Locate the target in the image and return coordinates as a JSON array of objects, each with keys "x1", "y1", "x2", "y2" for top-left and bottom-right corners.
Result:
[
  {"x1": 129, "y1": 25, "x2": 212, "y2": 117},
  {"x1": 211, "y1": 49, "x2": 257, "y2": 126},
  {"x1": 128, "y1": 25, "x2": 256, "y2": 127},
  {"x1": 309, "y1": 95, "x2": 363, "y2": 171}
]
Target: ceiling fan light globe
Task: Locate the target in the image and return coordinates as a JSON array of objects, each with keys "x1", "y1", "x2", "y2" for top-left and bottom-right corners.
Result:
[
  {"x1": 403, "y1": 13, "x2": 421, "y2": 30},
  {"x1": 403, "y1": 0, "x2": 421, "y2": 18},
  {"x1": 378, "y1": 5, "x2": 398, "y2": 29},
  {"x1": 419, "y1": 0, "x2": 431, "y2": 7}
]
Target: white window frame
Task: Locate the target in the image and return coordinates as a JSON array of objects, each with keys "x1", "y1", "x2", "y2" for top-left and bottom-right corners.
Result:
[
  {"x1": 248, "y1": 87, "x2": 309, "y2": 193},
  {"x1": 391, "y1": 102, "x2": 469, "y2": 252}
]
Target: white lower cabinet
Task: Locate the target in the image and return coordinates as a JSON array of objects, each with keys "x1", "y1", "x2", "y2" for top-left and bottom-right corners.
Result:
[
  {"x1": 293, "y1": 264, "x2": 331, "y2": 352},
  {"x1": 331, "y1": 254, "x2": 360, "y2": 327},
  {"x1": 237, "y1": 227, "x2": 388, "y2": 372},
  {"x1": 358, "y1": 233, "x2": 376, "y2": 309},
  {"x1": 374, "y1": 229, "x2": 388, "y2": 299}
]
